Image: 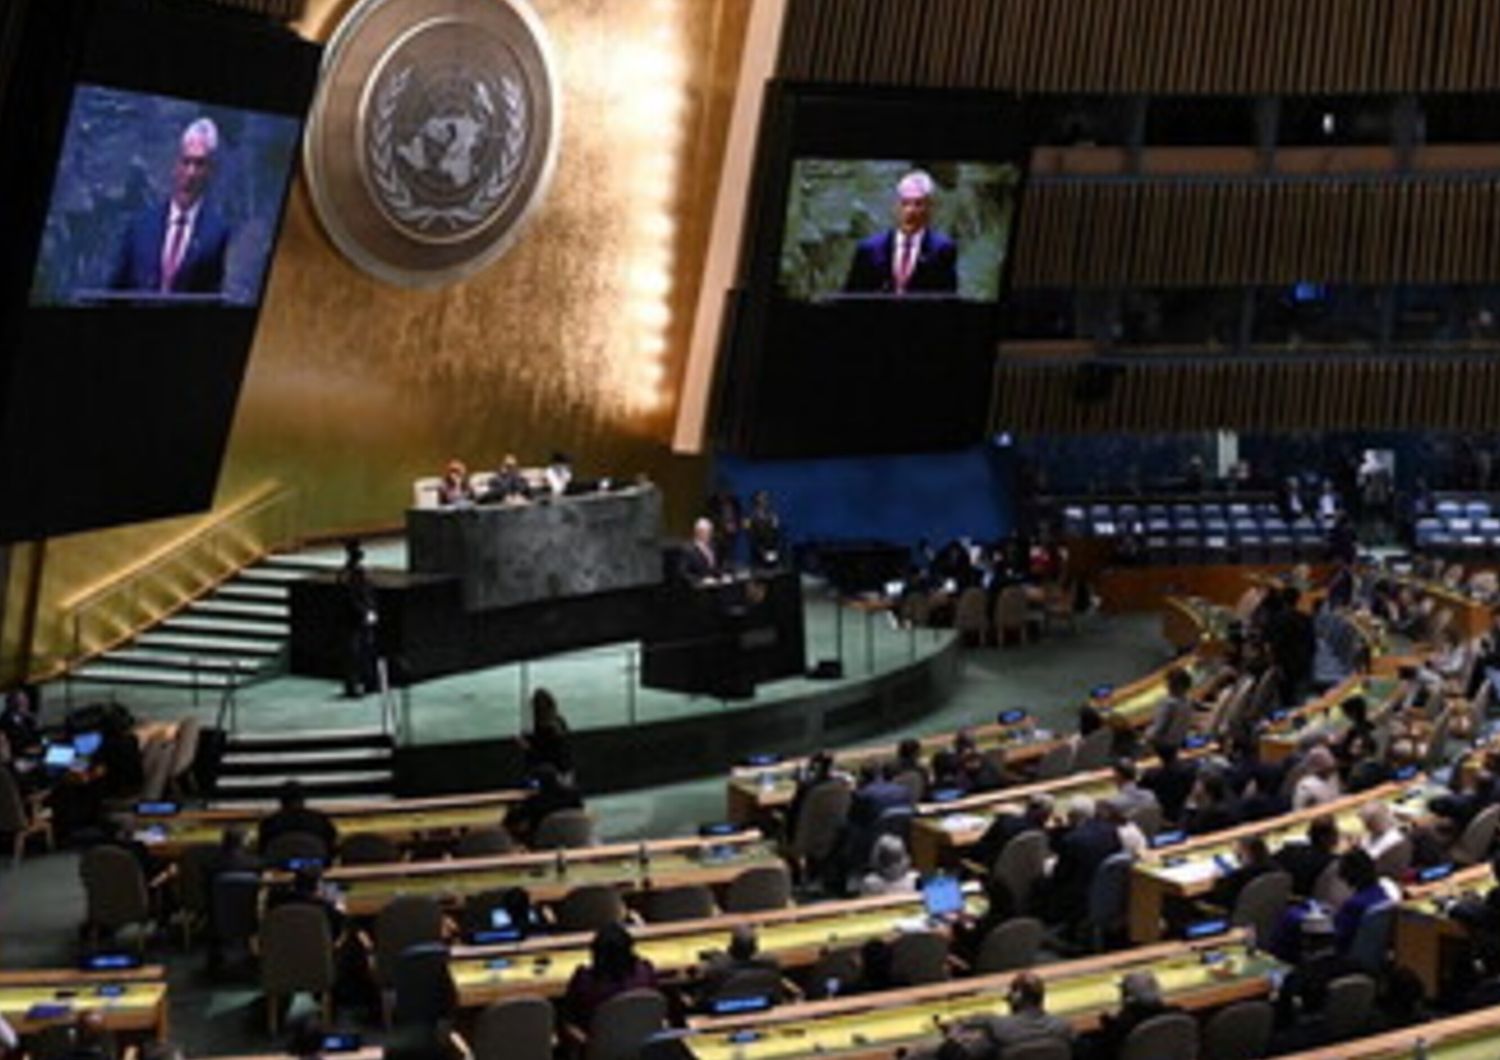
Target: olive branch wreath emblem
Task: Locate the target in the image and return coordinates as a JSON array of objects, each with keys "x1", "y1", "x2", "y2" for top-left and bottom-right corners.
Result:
[{"x1": 368, "y1": 65, "x2": 527, "y2": 233}]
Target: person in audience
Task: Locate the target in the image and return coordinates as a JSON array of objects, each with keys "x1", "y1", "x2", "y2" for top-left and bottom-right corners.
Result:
[
  {"x1": 697, "y1": 924, "x2": 782, "y2": 1006},
  {"x1": 953, "y1": 971, "x2": 1074, "y2": 1058},
  {"x1": 519, "y1": 688, "x2": 574, "y2": 780},
  {"x1": 1146, "y1": 667, "x2": 1195, "y2": 749},
  {"x1": 207, "y1": 825, "x2": 261, "y2": 884},
  {"x1": 258, "y1": 780, "x2": 339, "y2": 857},
  {"x1": 972, "y1": 793, "x2": 1053, "y2": 870},
  {"x1": 1266, "y1": 586, "x2": 1316, "y2": 703},
  {"x1": 851, "y1": 937, "x2": 897, "y2": 994},
  {"x1": 1332, "y1": 849, "x2": 1398, "y2": 953},
  {"x1": 1210, "y1": 835, "x2": 1278, "y2": 909},
  {"x1": 1184, "y1": 769, "x2": 1241, "y2": 835},
  {"x1": 0, "y1": 688, "x2": 41, "y2": 755},
  {"x1": 62, "y1": 1010, "x2": 116, "y2": 1060},
  {"x1": 927, "y1": 750, "x2": 968, "y2": 796},
  {"x1": 1045, "y1": 796, "x2": 1121, "y2": 922},
  {"x1": 957, "y1": 746, "x2": 1004, "y2": 794},
  {"x1": 1357, "y1": 801, "x2": 1406, "y2": 864},
  {"x1": 435, "y1": 460, "x2": 473, "y2": 506},
  {"x1": 1110, "y1": 758, "x2": 1159, "y2": 819},
  {"x1": 859, "y1": 834, "x2": 918, "y2": 896},
  {"x1": 564, "y1": 922, "x2": 659, "y2": 1026},
  {"x1": 788, "y1": 750, "x2": 843, "y2": 843},
  {"x1": 1272, "y1": 911, "x2": 1362, "y2": 1035},
  {"x1": 1101, "y1": 797, "x2": 1147, "y2": 858},
  {"x1": 1275, "y1": 815, "x2": 1340, "y2": 897},
  {"x1": 504, "y1": 763, "x2": 583, "y2": 845},
  {"x1": 1141, "y1": 741, "x2": 1197, "y2": 824},
  {"x1": 891, "y1": 737, "x2": 928, "y2": 792},
  {"x1": 1292, "y1": 746, "x2": 1342, "y2": 810},
  {"x1": 1332, "y1": 694, "x2": 1379, "y2": 769},
  {"x1": 1236, "y1": 761, "x2": 1290, "y2": 822},
  {"x1": 1092, "y1": 970, "x2": 1181, "y2": 1060},
  {"x1": 745, "y1": 490, "x2": 783, "y2": 569}
]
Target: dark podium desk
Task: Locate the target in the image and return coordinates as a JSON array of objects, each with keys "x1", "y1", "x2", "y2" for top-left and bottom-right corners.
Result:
[
  {"x1": 406, "y1": 486, "x2": 663, "y2": 611},
  {"x1": 642, "y1": 571, "x2": 806, "y2": 698}
]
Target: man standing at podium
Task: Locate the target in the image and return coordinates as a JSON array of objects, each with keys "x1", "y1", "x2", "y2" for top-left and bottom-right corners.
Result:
[
  {"x1": 843, "y1": 169, "x2": 958, "y2": 297},
  {"x1": 680, "y1": 517, "x2": 722, "y2": 584}
]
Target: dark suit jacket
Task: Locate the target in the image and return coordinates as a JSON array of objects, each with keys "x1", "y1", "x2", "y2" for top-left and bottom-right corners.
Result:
[
  {"x1": 257, "y1": 806, "x2": 338, "y2": 856},
  {"x1": 110, "y1": 200, "x2": 232, "y2": 295},
  {"x1": 679, "y1": 542, "x2": 721, "y2": 584},
  {"x1": 843, "y1": 229, "x2": 958, "y2": 296}
]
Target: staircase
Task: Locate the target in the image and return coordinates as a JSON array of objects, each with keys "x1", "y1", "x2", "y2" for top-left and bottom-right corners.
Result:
[
  {"x1": 72, "y1": 555, "x2": 328, "y2": 694},
  {"x1": 212, "y1": 727, "x2": 396, "y2": 804}
]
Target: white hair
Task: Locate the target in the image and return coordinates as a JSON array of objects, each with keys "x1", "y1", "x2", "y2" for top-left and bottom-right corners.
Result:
[
  {"x1": 182, "y1": 117, "x2": 220, "y2": 154},
  {"x1": 693, "y1": 517, "x2": 714, "y2": 534},
  {"x1": 1067, "y1": 795, "x2": 1095, "y2": 821},
  {"x1": 897, "y1": 169, "x2": 936, "y2": 199}
]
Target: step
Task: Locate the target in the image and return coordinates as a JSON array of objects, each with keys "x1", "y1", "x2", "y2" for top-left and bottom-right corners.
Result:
[
  {"x1": 238, "y1": 567, "x2": 320, "y2": 585},
  {"x1": 190, "y1": 599, "x2": 289, "y2": 621},
  {"x1": 221, "y1": 746, "x2": 392, "y2": 769},
  {"x1": 73, "y1": 665, "x2": 237, "y2": 690},
  {"x1": 207, "y1": 793, "x2": 397, "y2": 810},
  {"x1": 215, "y1": 583, "x2": 290, "y2": 603},
  {"x1": 214, "y1": 771, "x2": 393, "y2": 792},
  {"x1": 106, "y1": 648, "x2": 270, "y2": 673},
  {"x1": 160, "y1": 615, "x2": 291, "y2": 638},
  {"x1": 136, "y1": 631, "x2": 284, "y2": 656},
  {"x1": 225, "y1": 727, "x2": 392, "y2": 752},
  {"x1": 261, "y1": 555, "x2": 346, "y2": 573}
]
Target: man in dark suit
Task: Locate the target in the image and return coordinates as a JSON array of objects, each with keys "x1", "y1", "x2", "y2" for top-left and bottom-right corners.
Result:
[
  {"x1": 842, "y1": 170, "x2": 959, "y2": 297},
  {"x1": 1044, "y1": 795, "x2": 1121, "y2": 923},
  {"x1": 680, "y1": 517, "x2": 722, "y2": 584},
  {"x1": 258, "y1": 780, "x2": 338, "y2": 858},
  {"x1": 110, "y1": 117, "x2": 232, "y2": 296}
]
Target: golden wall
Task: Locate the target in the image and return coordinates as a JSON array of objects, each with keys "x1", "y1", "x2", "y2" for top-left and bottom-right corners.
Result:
[{"x1": 3, "y1": 0, "x2": 751, "y2": 681}]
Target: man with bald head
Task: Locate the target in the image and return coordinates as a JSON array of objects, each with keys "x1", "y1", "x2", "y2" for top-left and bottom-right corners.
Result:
[
  {"x1": 843, "y1": 169, "x2": 959, "y2": 297},
  {"x1": 111, "y1": 116, "x2": 232, "y2": 295}
]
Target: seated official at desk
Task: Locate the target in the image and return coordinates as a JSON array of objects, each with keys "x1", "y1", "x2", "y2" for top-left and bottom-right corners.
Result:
[
  {"x1": 481, "y1": 454, "x2": 530, "y2": 503},
  {"x1": 680, "y1": 517, "x2": 724, "y2": 584},
  {"x1": 437, "y1": 460, "x2": 475, "y2": 507},
  {"x1": 544, "y1": 451, "x2": 573, "y2": 497}
]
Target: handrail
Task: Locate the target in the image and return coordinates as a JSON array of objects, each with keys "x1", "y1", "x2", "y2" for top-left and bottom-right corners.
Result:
[{"x1": 59, "y1": 483, "x2": 300, "y2": 676}]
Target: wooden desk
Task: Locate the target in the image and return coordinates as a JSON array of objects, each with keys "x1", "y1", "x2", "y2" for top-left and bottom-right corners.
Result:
[
  {"x1": 1094, "y1": 651, "x2": 1211, "y2": 731},
  {"x1": 682, "y1": 932, "x2": 1281, "y2": 1060},
  {"x1": 1393, "y1": 863, "x2": 1494, "y2": 998},
  {"x1": 725, "y1": 717, "x2": 1040, "y2": 825},
  {"x1": 1396, "y1": 575, "x2": 1495, "y2": 641},
  {"x1": 0, "y1": 966, "x2": 168, "y2": 1039},
  {"x1": 1127, "y1": 780, "x2": 1434, "y2": 943},
  {"x1": 1257, "y1": 674, "x2": 1402, "y2": 765},
  {"x1": 1277, "y1": 1002, "x2": 1500, "y2": 1058},
  {"x1": 312, "y1": 832, "x2": 783, "y2": 916},
  {"x1": 450, "y1": 888, "x2": 985, "y2": 1007},
  {"x1": 1161, "y1": 596, "x2": 1232, "y2": 654},
  {"x1": 133, "y1": 790, "x2": 527, "y2": 860}
]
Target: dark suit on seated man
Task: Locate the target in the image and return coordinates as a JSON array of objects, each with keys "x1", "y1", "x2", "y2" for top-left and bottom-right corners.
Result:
[
  {"x1": 842, "y1": 170, "x2": 959, "y2": 297},
  {"x1": 258, "y1": 781, "x2": 338, "y2": 858},
  {"x1": 110, "y1": 117, "x2": 232, "y2": 296},
  {"x1": 482, "y1": 454, "x2": 531, "y2": 503},
  {"x1": 680, "y1": 518, "x2": 722, "y2": 584}
]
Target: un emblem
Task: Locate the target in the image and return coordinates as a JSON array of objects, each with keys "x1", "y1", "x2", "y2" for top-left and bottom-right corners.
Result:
[{"x1": 304, "y1": 0, "x2": 559, "y2": 288}]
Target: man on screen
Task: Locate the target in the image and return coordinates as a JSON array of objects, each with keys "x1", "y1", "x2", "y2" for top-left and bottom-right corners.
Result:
[
  {"x1": 109, "y1": 117, "x2": 232, "y2": 296},
  {"x1": 842, "y1": 169, "x2": 958, "y2": 297}
]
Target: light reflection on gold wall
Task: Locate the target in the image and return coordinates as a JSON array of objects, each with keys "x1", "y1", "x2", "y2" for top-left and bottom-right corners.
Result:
[{"x1": 9, "y1": 0, "x2": 751, "y2": 680}]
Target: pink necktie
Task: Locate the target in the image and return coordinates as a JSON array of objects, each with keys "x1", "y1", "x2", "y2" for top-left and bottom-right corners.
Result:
[
  {"x1": 161, "y1": 216, "x2": 188, "y2": 292},
  {"x1": 895, "y1": 237, "x2": 917, "y2": 293}
]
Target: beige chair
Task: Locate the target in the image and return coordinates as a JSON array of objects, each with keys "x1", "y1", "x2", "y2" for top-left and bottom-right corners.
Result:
[
  {"x1": 1119, "y1": 1011, "x2": 1199, "y2": 1060},
  {"x1": 806, "y1": 945, "x2": 862, "y2": 999},
  {"x1": 994, "y1": 586, "x2": 1031, "y2": 645},
  {"x1": 1200, "y1": 999, "x2": 1274, "y2": 1060},
  {"x1": 412, "y1": 478, "x2": 442, "y2": 509},
  {"x1": 973, "y1": 916, "x2": 1044, "y2": 973},
  {"x1": 167, "y1": 716, "x2": 201, "y2": 797},
  {"x1": 555, "y1": 884, "x2": 626, "y2": 933},
  {"x1": 533, "y1": 809, "x2": 595, "y2": 850},
  {"x1": 1072, "y1": 726, "x2": 1112, "y2": 771},
  {"x1": 0, "y1": 767, "x2": 52, "y2": 867},
  {"x1": 1032, "y1": 741, "x2": 1074, "y2": 781},
  {"x1": 1127, "y1": 801, "x2": 1162, "y2": 840},
  {"x1": 640, "y1": 884, "x2": 717, "y2": 923},
  {"x1": 787, "y1": 779, "x2": 852, "y2": 880},
  {"x1": 137, "y1": 739, "x2": 175, "y2": 802},
  {"x1": 80, "y1": 845, "x2": 153, "y2": 951},
  {"x1": 260, "y1": 903, "x2": 335, "y2": 1034},
  {"x1": 724, "y1": 864, "x2": 791, "y2": 913},
  {"x1": 1230, "y1": 871, "x2": 1292, "y2": 946},
  {"x1": 454, "y1": 827, "x2": 515, "y2": 858},
  {"x1": 889, "y1": 930, "x2": 949, "y2": 984},
  {"x1": 581, "y1": 987, "x2": 666, "y2": 1060},
  {"x1": 1323, "y1": 973, "x2": 1377, "y2": 1040},
  {"x1": 338, "y1": 833, "x2": 402, "y2": 865},
  {"x1": 1372, "y1": 834, "x2": 1413, "y2": 878},
  {"x1": 953, "y1": 588, "x2": 989, "y2": 645},
  {"x1": 992, "y1": 830, "x2": 1049, "y2": 914},
  {"x1": 472, "y1": 996, "x2": 554, "y2": 1060},
  {"x1": 371, "y1": 895, "x2": 445, "y2": 1004},
  {"x1": 1453, "y1": 803, "x2": 1500, "y2": 866}
]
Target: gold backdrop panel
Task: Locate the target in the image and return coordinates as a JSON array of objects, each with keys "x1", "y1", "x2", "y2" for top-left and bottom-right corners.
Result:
[{"x1": 7, "y1": 0, "x2": 752, "y2": 682}]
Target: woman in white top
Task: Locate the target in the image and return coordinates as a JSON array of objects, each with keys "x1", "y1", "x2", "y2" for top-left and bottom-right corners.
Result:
[
  {"x1": 859, "y1": 834, "x2": 918, "y2": 896},
  {"x1": 1292, "y1": 746, "x2": 1343, "y2": 810},
  {"x1": 1358, "y1": 801, "x2": 1406, "y2": 863}
]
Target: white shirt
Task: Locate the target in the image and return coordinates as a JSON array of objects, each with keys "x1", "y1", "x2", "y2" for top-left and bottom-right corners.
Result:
[
  {"x1": 1362, "y1": 828, "x2": 1405, "y2": 861},
  {"x1": 545, "y1": 464, "x2": 572, "y2": 496},
  {"x1": 161, "y1": 199, "x2": 200, "y2": 286},
  {"x1": 1293, "y1": 773, "x2": 1341, "y2": 810}
]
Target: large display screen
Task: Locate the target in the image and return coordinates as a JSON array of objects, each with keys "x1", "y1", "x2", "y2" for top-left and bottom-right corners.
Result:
[
  {"x1": 778, "y1": 158, "x2": 1022, "y2": 303},
  {"x1": 30, "y1": 85, "x2": 303, "y2": 308}
]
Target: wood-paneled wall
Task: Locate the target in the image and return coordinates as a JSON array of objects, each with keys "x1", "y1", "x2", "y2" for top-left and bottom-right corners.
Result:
[
  {"x1": 779, "y1": 0, "x2": 1500, "y2": 93},
  {"x1": 1011, "y1": 177, "x2": 1500, "y2": 288},
  {"x1": 992, "y1": 357, "x2": 1500, "y2": 432}
]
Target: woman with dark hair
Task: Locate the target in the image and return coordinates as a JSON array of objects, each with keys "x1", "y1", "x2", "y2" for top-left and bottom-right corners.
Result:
[
  {"x1": 564, "y1": 922, "x2": 658, "y2": 1025},
  {"x1": 520, "y1": 688, "x2": 573, "y2": 780},
  {"x1": 1333, "y1": 848, "x2": 1398, "y2": 953}
]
